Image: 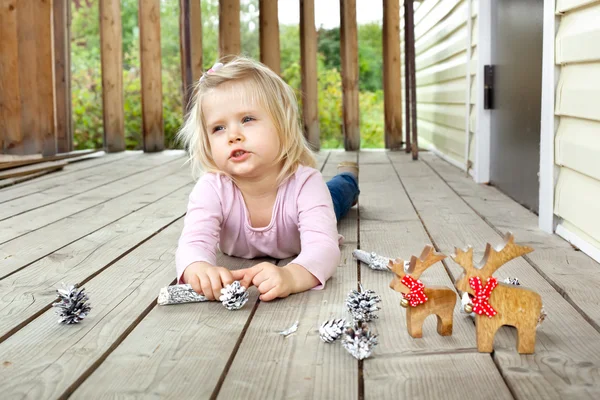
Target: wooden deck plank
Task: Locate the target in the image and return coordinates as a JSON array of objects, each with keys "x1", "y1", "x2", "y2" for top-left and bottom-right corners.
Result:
[
  {"x1": 0, "y1": 163, "x2": 191, "y2": 279},
  {"x1": 0, "y1": 184, "x2": 191, "y2": 340},
  {"x1": 389, "y1": 152, "x2": 600, "y2": 399},
  {"x1": 422, "y1": 153, "x2": 600, "y2": 331},
  {"x1": 0, "y1": 155, "x2": 186, "y2": 244},
  {"x1": 0, "y1": 219, "x2": 186, "y2": 399},
  {"x1": 0, "y1": 151, "x2": 136, "y2": 203},
  {"x1": 70, "y1": 255, "x2": 264, "y2": 399},
  {"x1": 216, "y1": 152, "x2": 359, "y2": 399},
  {"x1": 365, "y1": 352, "x2": 513, "y2": 400},
  {"x1": 0, "y1": 152, "x2": 182, "y2": 221}
]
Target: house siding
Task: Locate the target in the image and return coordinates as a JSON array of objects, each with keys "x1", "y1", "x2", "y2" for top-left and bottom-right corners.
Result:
[
  {"x1": 554, "y1": 0, "x2": 600, "y2": 251},
  {"x1": 402, "y1": 0, "x2": 478, "y2": 168}
]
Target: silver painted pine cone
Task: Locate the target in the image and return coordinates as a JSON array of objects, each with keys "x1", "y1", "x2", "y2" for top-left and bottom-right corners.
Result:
[
  {"x1": 319, "y1": 319, "x2": 346, "y2": 343},
  {"x1": 342, "y1": 321, "x2": 378, "y2": 360},
  {"x1": 53, "y1": 283, "x2": 91, "y2": 324},
  {"x1": 219, "y1": 281, "x2": 249, "y2": 310},
  {"x1": 346, "y1": 284, "x2": 381, "y2": 322}
]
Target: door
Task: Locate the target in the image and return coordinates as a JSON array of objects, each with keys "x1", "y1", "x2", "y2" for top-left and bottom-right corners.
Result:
[{"x1": 490, "y1": 0, "x2": 544, "y2": 213}]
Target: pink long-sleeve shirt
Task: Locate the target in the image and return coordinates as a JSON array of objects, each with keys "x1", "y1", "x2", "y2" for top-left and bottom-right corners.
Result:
[{"x1": 175, "y1": 165, "x2": 341, "y2": 288}]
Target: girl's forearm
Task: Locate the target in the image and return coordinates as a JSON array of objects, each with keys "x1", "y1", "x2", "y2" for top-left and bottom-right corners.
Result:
[{"x1": 283, "y1": 263, "x2": 320, "y2": 293}]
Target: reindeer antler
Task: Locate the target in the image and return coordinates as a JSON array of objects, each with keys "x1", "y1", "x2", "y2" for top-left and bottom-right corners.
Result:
[
  {"x1": 478, "y1": 232, "x2": 533, "y2": 277},
  {"x1": 405, "y1": 245, "x2": 447, "y2": 279}
]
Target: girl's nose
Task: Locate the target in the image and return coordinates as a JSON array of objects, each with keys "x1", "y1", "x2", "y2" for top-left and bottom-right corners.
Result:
[{"x1": 228, "y1": 126, "x2": 244, "y2": 144}]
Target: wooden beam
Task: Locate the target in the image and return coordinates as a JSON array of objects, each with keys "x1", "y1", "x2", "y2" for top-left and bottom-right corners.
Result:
[
  {"x1": 100, "y1": 0, "x2": 125, "y2": 152},
  {"x1": 300, "y1": 0, "x2": 320, "y2": 150},
  {"x1": 53, "y1": 0, "x2": 73, "y2": 153},
  {"x1": 259, "y1": 0, "x2": 280, "y2": 74},
  {"x1": 139, "y1": 0, "x2": 164, "y2": 152},
  {"x1": 179, "y1": 0, "x2": 202, "y2": 113},
  {"x1": 340, "y1": 0, "x2": 360, "y2": 151},
  {"x1": 190, "y1": 0, "x2": 203, "y2": 82},
  {"x1": 405, "y1": 0, "x2": 418, "y2": 160},
  {"x1": 383, "y1": 0, "x2": 403, "y2": 150},
  {"x1": 219, "y1": 0, "x2": 240, "y2": 57},
  {"x1": 0, "y1": 0, "x2": 22, "y2": 154}
]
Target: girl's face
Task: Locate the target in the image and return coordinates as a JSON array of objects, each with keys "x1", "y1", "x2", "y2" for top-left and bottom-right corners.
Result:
[{"x1": 202, "y1": 80, "x2": 281, "y2": 181}]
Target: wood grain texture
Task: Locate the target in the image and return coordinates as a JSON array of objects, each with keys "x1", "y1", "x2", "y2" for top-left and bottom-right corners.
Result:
[
  {"x1": 0, "y1": 157, "x2": 191, "y2": 279},
  {"x1": 53, "y1": 0, "x2": 73, "y2": 153},
  {"x1": 190, "y1": 0, "x2": 203, "y2": 82},
  {"x1": 259, "y1": 0, "x2": 280, "y2": 74},
  {"x1": 100, "y1": 0, "x2": 125, "y2": 152},
  {"x1": 219, "y1": 0, "x2": 241, "y2": 56},
  {"x1": 0, "y1": 161, "x2": 66, "y2": 180},
  {"x1": 423, "y1": 152, "x2": 600, "y2": 332},
  {"x1": 364, "y1": 352, "x2": 513, "y2": 400},
  {"x1": 0, "y1": 184, "x2": 191, "y2": 340},
  {"x1": 383, "y1": 0, "x2": 403, "y2": 149},
  {"x1": 340, "y1": 0, "x2": 360, "y2": 151},
  {"x1": 70, "y1": 255, "x2": 263, "y2": 399},
  {"x1": 0, "y1": 149, "x2": 97, "y2": 171},
  {"x1": 300, "y1": 0, "x2": 320, "y2": 150},
  {"x1": 139, "y1": 0, "x2": 164, "y2": 152},
  {"x1": 0, "y1": 0, "x2": 22, "y2": 153},
  {"x1": 217, "y1": 152, "x2": 359, "y2": 399},
  {"x1": 0, "y1": 155, "x2": 186, "y2": 244},
  {"x1": 389, "y1": 151, "x2": 600, "y2": 399},
  {"x1": 0, "y1": 219, "x2": 187, "y2": 399}
]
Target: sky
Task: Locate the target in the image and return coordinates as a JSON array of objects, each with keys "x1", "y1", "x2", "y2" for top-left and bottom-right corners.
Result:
[{"x1": 277, "y1": 0, "x2": 384, "y2": 28}]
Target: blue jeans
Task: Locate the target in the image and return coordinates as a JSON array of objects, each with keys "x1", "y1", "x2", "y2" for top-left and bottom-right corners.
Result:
[{"x1": 326, "y1": 172, "x2": 360, "y2": 221}]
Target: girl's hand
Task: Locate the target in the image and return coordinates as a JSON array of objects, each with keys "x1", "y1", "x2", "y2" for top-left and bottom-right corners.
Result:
[
  {"x1": 183, "y1": 261, "x2": 234, "y2": 301},
  {"x1": 232, "y1": 262, "x2": 294, "y2": 301}
]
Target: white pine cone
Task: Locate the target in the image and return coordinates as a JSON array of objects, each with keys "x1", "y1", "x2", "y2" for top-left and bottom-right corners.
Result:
[
  {"x1": 319, "y1": 319, "x2": 346, "y2": 343},
  {"x1": 219, "y1": 281, "x2": 249, "y2": 310},
  {"x1": 346, "y1": 284, "x2": 381, "y2": 322},
  {"x1": 53, "y1": 283, "x2": 91, "y2": 324},
  {"x1": 342, "y1": 321, "x2": 378, "y2": 360}
]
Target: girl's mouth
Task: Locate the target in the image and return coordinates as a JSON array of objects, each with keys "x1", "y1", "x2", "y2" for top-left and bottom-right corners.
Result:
[{"x1": 230, "y1": 150, "x2": 251, "y2": 161}]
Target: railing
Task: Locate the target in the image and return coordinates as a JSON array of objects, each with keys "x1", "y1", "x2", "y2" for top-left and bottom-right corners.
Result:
[{"x1": 0, "y1": 0, "x2": 415, "y2": 157}]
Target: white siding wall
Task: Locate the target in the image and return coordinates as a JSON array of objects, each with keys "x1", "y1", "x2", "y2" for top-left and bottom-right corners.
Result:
[
  {"x1": 401, "y1": 0, "x2": 478, "y2": 170},
  {"x1": 554, "y1": 0, "x2": 600, "y2": 252}
]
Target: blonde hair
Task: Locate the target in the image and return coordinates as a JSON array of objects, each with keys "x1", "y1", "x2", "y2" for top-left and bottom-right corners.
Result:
[{"x1": 177, "y1": 56, "x2": 316, "y2": 185}]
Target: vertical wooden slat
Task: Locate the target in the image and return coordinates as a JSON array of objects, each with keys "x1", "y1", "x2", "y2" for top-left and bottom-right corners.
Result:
[
  {"x1": 403, "y1": 1, "x2": 412, "y2": 153},
  {"x1": 180, "y1": 0, "x2": 193, "y2": 112},
  {"x1": 219, "y1": 0, "x2": 240, "y2": 57},
  {"x1": 300, "y1": 0, "x2": 320, "y2": 150},
  {"x1": 100, "y1": 0, "x2": 125, "y2": 152},
  {"x1": 259, "y1": 0, "x2": 280, "y2": 74},
  {"x1": 139, "y1": 0, "x2": 164, "y2": 152},
  {"x1": 0, "y1": 0, "x2": 21, "y2": 154},
  {"x1": 340, "y1": 0, "x2": 360, "y2": 151},
  {"x1": 190, "y1": 0, "x2": 203, "y2": 82},
  {"x1": 406, "y1": 0, "x2": 418, "y2": 160},
  {"x1": 383, "y1": 0, "x2": 403, "y2": 150},
  {"x1": 53, "y1": 0, "x2": 73, "y2": 153},
  {"x1": 19, "y1": 0, "x2": 56, "y2": 156}
]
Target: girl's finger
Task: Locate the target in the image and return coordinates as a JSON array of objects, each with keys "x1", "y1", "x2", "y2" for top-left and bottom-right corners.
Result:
[
  {"x1": 188, "y1": 274, "x2": 202, "y2": 295},
  {"x1": 257, "y1": 278, "x2": 276, "y2": 295},
  {"x1": 219, "y1": 268, "x2": 234, "y2": 287},
  {"x1": 207, "y1": 269, "x2": 224, "y2": 300},
  {"x1": 200, "y1": 273, "x2": 214, "y2": 300},
  {"x1": 260, "y1": 286, "x2": 281, "y2": 302}
]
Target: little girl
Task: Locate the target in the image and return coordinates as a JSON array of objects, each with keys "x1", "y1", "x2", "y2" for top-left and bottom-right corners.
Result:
[{"x1": 176, "y1": 57, "x2": 359, "y2": 302}]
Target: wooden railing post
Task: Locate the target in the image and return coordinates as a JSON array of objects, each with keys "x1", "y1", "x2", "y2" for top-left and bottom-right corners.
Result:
[
  {"x1": 0, "y1": 1, "x2": 55, "y2": 156},
  {"x1": 219, "y1": 0, "x2": 241, "y2": 57},
  {"x1": 340, "y1": 0, "x2": 360, "y2": 150},
  {"x1": 300, "y1": 0, "x2": 320, "y2": 150},
  {"x1": 259, "y1": 0, "x2": 281, "y2": 74},
  {"x1": 53, "y1": 0, "x2": 73, "y2": 153},
  {"x1": 179, "y1": 0, "x2": 202, "y2": 113},
  {"x1": 383, "y1": 0, "x2": 403, "y2": 150},
  {"x1": 100, "y1": 0, "x2": 125, "y2": 152},
  {"x1": 139, "y1": 0, "x2": 164, "y2": 152}
]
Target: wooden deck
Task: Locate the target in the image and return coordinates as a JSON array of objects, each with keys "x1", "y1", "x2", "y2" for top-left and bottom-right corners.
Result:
[{"x1": 1, "y1": 150, "x2": 599, "y2": 399}]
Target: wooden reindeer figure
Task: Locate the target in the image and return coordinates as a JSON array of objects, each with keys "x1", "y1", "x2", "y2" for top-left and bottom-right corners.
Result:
[
  {"x1": 389, "y1": 245, "x2": 456, "y2": 338},
  {"x1": 452, "y1": 232, "x2": 543, "y2": 354}
]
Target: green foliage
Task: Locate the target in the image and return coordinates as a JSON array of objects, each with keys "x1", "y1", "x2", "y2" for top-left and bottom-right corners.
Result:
[{"x1": 70, "y1": 0, "x2": 385, "y2": 151}]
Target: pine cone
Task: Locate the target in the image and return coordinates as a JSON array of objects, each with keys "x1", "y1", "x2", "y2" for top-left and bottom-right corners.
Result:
[
  {"x1": 319, "y1": 319, "x2": 346, "y2": 343},
  {"x1": 346, "y1": 284, "x2": 381, "y2": 322},
  {"x1": 52, "y1": 284, "x2": 91, "y2": 324},
  {"x1": 352, "y1": 249, "x2": 391, "y2": 271},
  {"x1": 342, "y1": 321, "x2": 378, "y2": 360},
  {"x1": 219, "y1": 281, "x2": 249, "y2": 310}
]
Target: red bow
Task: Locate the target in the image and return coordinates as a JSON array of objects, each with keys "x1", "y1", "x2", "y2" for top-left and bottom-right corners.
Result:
[
  {"x1": 469, "y1": 276, "x2": 498, "y2": 318},
  {"x1": 401, "y1": 275, "x2": 428, "y2": 307}
]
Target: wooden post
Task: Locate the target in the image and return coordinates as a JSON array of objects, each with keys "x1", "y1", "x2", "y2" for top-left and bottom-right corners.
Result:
[
  {"x1": 403, "y1": 1, "x2": 412, "y2": 153},
  {"x1": 383, "y1": 0, "x2": 403, "y2": 150},
  {"x1": 180, "y1": 0, "x2": 203, "y2": 112},
  {"x1": 219, "y1": 0, "x2": 241, "y2": 57},
  {"x1": 340, "y1": 0, "x2": 360, "y2": 150},
  {"x1": 0, "y1": 0, "x2": 22, "y2": 154},
  {"x1": 259, "y1": 0, "x2": 280, "y2": 74},
  {"x1": 100, "y1": 0, "x2": 125, "y2": 152},
  {"x1": 139, "y1": 0, "x2": 164, "y2": 152},
  {"x1": 53, "y1": 0, "x2": 73, "y2": 153},
  {"x1": 300, "y1": 0, "x2": 320, "y2": 150},
  {"x1": 190, "y1": 0, "x2": 203, "y2": 82},
  {"x1": 404, "y1": 0, "x2": 418, "y2": 159}
]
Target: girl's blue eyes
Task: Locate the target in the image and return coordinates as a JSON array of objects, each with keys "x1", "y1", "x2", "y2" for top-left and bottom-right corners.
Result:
[{"x1": 211, "y1": 116, "x2": 255, "y2": 133}]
